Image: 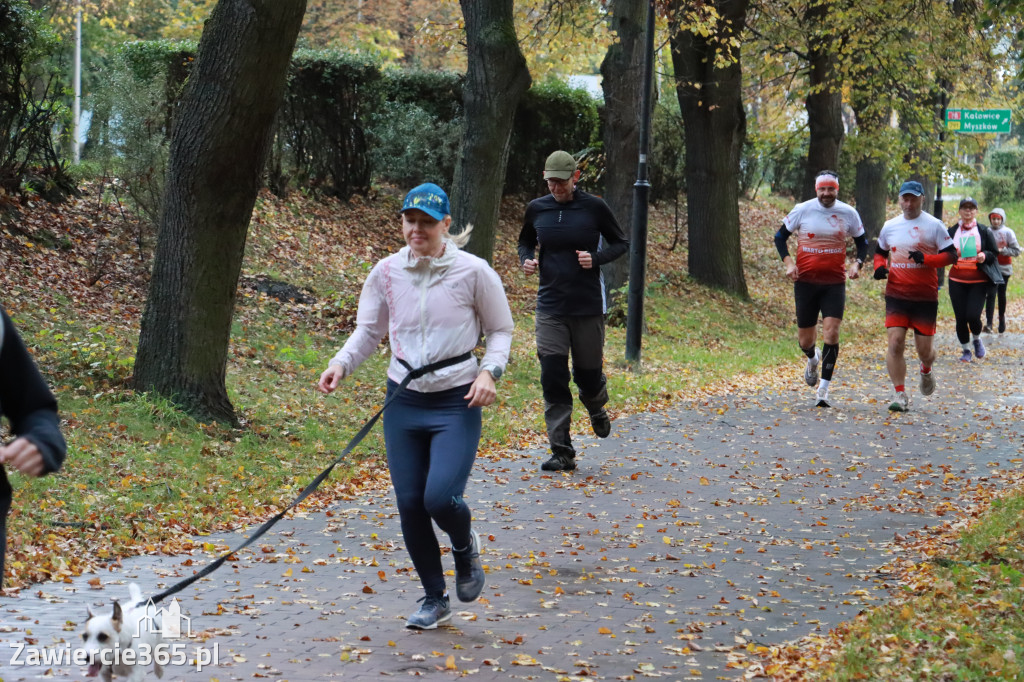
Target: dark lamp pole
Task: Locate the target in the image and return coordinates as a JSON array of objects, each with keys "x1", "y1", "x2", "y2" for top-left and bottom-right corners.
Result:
[{"x1": 625, "y1": 0, "x2": 656, "y2": 365}]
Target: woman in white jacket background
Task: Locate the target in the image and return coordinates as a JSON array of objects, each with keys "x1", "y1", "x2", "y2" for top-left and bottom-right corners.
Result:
[
  {"x1": 985, "y1": 208, "x2": 1020, "y2": 333},
  {"x1": 317, "y1": 183, "x2": 513, "y2": 629}
]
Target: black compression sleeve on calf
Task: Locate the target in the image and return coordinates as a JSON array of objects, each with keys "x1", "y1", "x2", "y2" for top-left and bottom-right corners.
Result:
[
  {"x1": 821, "y1": 343, "x2": 839, "y2": 381},
  {"x1": 854, "y1": 234, "x2": 868, "y2": 262},
  {"x1": 774, "y1": 226, "x2": 791, "y2": 260}
]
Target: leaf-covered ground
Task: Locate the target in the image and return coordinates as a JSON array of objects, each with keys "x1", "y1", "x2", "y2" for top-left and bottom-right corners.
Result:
[{"x1": 2, "y1": 186, "x2": 1023, "y2": 680}]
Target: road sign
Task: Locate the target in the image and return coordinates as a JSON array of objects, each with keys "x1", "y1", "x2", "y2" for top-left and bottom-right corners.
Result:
[{"x1": 946, "y1": 108, "x2": 1012, "y2": 134}]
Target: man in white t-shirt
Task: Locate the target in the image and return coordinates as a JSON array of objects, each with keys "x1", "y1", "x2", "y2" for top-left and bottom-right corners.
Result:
[
  {"x1": 873, "y1": 180, "x2": 957, "y2": 412},
  {"x1": 774, "y1": 170, "x2": 868, "y2": 407}
]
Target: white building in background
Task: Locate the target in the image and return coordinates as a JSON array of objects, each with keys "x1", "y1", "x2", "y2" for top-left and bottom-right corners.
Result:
[{"x1": 567, "y1": 74, "x2": 603, "y2": 101}]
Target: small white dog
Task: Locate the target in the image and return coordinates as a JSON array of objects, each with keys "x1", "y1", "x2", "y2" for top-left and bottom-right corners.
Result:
[{"x1": 81, "y1": 583, "x2": 165, "y2": 681}]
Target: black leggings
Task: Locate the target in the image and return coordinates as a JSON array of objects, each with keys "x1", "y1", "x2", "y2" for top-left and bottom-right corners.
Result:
[
  {"x1": 383, "y1": 380, "x2": 481, "y2": 598},
  {"x1": 984, "y1": 276, "x2": 1011, "y2": 325},
  {"x1": 948, "y1": 280, "x2": 988, "y2": 344}
]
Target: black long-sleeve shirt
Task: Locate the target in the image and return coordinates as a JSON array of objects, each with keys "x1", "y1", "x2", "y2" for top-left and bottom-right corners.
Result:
[
  {"x1": 1, "y1": 308, "x2": 66, "y2": 475},
  {"x1": 518, "y1": 189, "x2": 629, "y2": 316}
]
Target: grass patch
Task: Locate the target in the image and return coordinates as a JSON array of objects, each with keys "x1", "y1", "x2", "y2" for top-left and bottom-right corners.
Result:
[{"x1": 814, "y1": 491, "x2": 1024, "y2": 681}]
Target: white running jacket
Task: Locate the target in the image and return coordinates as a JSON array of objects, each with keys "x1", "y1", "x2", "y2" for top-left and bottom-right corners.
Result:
[{"x1": 330, "y1": 238, "x2": 513, "y2": 393}]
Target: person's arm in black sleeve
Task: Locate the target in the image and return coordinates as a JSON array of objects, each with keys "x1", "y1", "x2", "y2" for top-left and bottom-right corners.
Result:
[
  {"x1": 854, "y1": 234, "x2": 868, "y2": 263},
  {"x1": 592, "y1": 200, "x2": 629, "y2": 266},
  {"x1": 774, "y1": 224, "x2": 792, "y2": 260},
  {"x1": 0, "y1": 309, "x2": 66, "y2": 475},
  {"x1": 980, "y1": 228, "x2": 999, "y2": 266},
  {"x1": 517, "y1": 204, "x2": 538, "y2": 265}
]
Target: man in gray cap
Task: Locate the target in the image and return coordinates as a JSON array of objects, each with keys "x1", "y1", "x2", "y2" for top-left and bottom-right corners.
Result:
[
  {"x1": 873, "y1": 180, "x2": 957, "y2": 412},
  {"x1": 518, "y1": 150, "x2": 629, "y2": 471}
]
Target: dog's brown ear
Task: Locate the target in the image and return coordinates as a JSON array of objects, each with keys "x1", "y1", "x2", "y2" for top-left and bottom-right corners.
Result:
[
  {"x1": 112, "y1": 600, "x2": 123, "y2": 630},
  {"x1": 86, "y1": 606, "x2": 95, "y2": 619}
]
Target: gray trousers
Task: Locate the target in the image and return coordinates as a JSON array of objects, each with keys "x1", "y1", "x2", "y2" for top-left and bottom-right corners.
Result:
[{"x1": 535, "y1": 312, "x2": 608, "y2": 458}]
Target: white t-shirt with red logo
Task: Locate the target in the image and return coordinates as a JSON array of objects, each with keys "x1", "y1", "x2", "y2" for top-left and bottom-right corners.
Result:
[
  {"x1": 877, "y1": 212, "x2": 954, "y2": 302},
  {"x1": 782, "y1": 199, "x2": 865, "y2": 284}
]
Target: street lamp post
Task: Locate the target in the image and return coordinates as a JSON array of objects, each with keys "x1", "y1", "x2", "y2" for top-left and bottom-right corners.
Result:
[
  {"x1": 72, "y1": 1, "x2": 82, "y2": 164},
  {"x1": 625, "y1": 0, "x2": 656, "y2": 365}
]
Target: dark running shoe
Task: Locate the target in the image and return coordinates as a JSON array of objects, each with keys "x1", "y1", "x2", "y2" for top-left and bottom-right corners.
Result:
[
  {"x1": 541, "y1": 453, "x2": 576, "y2": 471},
  {"x1": 453, "y1": 529, "x2": 485, "y2": 603},
  {"x1": 406, "y1": 594, "x2": 451, "y2": 630},
  {"x1": 589, "y1": 409, "x2": 611, "y2": 438}
]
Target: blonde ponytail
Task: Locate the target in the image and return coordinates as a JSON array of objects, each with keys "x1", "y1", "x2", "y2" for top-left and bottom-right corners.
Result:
[{"x1": 449, "y1": 223, "x2": 474, "y2": 249}]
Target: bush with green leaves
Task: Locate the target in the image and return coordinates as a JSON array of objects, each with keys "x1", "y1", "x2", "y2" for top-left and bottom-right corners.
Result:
[
  {"x1": 367, "y1": 100, "x2": 462, "y2": 189},
  {"x1": 93, "y1": 41, "x2": 602, "y2": 200},
  {"x1": 278, "y1": 49, "x2": 383, "y2": 198},
  {"x1": 0, "y1": 0, "x2": 74, "y2": 197},
  {"x1": 649, "y1": 100, "x2": 686, "y2": 204},
  {"x1": 87, "y1": 45, "x2": 184, "y2": 225},
  {"x1": 984, "y1": 146, "x2": 1024, "y2": 200},
  {"x1": 980, "y1": 174, "x2": 1015, "y2": 205},
  {"x1": 505, "y1": 79, "x2": 599, "y2": 195}
]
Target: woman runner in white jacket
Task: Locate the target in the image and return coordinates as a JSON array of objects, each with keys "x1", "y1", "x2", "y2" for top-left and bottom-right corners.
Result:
[
  {"x1": 317, "y1": 183, "x2": 513, "y2": 629},
  {"x1": 984, "y1": 208, "x2": 1020, "y2": 333}
]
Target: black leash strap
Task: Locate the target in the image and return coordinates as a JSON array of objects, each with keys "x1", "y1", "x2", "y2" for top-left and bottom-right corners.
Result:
[{"x1": 148, "y1": 351, "x2": 473, "y2": 605}]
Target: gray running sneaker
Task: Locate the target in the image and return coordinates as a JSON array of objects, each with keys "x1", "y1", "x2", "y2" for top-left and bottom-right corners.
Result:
[
  {"x1": 406, "y1": 594, "x2": 452, "y2": 630},
  {"x1": 804, "y1": 347, "x2": 821, "y2": 387},
  {"x1": 888, "y1": 390, "x2": 909, "y2": 412},
  {"x1": 973, "y1": 337, "x2": 986, "y2": 359},
  {"x1": 920, "y1": 369, "x2": 935, "y2": 397},
  {"x1": 815, "y1": 384, "x2": 830, "y2": 408},
  {"x1": 453, "y1": 529, "x2": 485, "y2": 603}
]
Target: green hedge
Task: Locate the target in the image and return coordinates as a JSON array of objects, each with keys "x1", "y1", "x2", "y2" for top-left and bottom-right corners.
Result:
[
  {"x1": 980, "y1": 174, "x2": 1015, "y2": 205},
  {"x1": 985, "y1": 146, "x2": 1024, "y2": 200},
  {"x1": 506, "y1": 79, "x2": 600, "y2": 195},
  {"x1": 104, "y1": 41, "x2": 602, "y2": 199},
  {"x1": 280, "y1": 49, "x2": 383, "y2": 197}
]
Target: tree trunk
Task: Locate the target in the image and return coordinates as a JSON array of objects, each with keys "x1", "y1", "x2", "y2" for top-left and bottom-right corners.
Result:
[
  {"x1": 451, "y1": 0, "x2": 531, "y2": 263},
  {"x1": 133, "y1": 0, "x2": 306, "y2": 424},
  {"x1": 850, "y1": 98, "x2": 889, "y2": 240},
  {"x1": 669, "y1": 0, "x2": 749, "y2": 298},
  {"x1": 801, "y1": 0, "x2": 844, "y2": 201},
  {"x1": 599, "y1": 0, "x2": 647, "y2": 302}
]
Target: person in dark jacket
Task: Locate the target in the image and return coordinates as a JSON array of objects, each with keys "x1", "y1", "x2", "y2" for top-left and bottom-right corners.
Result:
[
  {"x1": 518, "y1": 150, "x2": 629, "y2": 472},
  {"x1": 945, "y1": 197, "x2": 1003, "y2": 362},
  {"x1": 0, "y1": 306, "x2": 67, "y2": 586}
]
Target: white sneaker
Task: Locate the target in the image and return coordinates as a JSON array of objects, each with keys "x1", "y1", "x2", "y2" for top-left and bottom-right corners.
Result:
[
  {"x1": 888, "y1": 390, "x2": 909, "y2": 412},
  {"x1": 920, "y1": 370, "x2": 935, "y2": 397},
  {"x1": 815, "y1": 384, "x2": 830, "y2": 408},
  {"x1": 804, "y1": 348, "x2": 821, "y2": 387}
]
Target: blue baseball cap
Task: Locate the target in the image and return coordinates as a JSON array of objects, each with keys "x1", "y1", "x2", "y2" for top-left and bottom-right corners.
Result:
[
  {"x1": 401, "y1": 183, "x2": 450, "y2": 221},
  {"x1": 898, "y1": 180, "x2": 924, "y2": 197}
]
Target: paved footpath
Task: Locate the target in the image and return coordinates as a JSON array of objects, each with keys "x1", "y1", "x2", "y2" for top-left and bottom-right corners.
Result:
[{"x1": 2, "y1": 333, "x2": 1022, "y2": 682}]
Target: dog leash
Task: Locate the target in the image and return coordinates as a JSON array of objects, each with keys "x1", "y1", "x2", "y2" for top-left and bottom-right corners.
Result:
[{"x1": 147, "y1": 350, "x2": 474, "y2": 606}]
